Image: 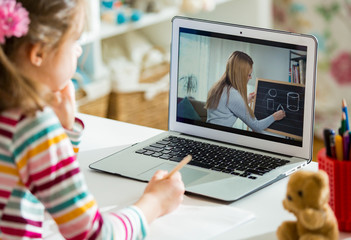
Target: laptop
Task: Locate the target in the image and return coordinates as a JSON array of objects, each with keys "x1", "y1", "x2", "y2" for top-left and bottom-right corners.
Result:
[{"x1": 90, "y1": 16, "x2": 318, "y2": 201}]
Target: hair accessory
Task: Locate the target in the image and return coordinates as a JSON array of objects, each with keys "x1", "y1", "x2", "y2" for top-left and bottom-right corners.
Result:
[{"x1": 0, "y1": 0, "x2": 30, "y2": 44}]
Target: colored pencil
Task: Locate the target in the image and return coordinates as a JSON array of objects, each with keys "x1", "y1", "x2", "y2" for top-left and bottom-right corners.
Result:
[
  {"x1": 335, "y1": 134, "x2": 344, "y2": 161},
  {"x1": 341, "y1": 112, "x2": 347, "y2": 135},
  {"x1": 165, "y1": 155, "x2": 192, "y2": 179},
  {"x1": 343, "y1": 131, "x2": 350, "y2": 160},
  {"x1": 342, "y1": 99, "x2": 349, "y2": 131}
]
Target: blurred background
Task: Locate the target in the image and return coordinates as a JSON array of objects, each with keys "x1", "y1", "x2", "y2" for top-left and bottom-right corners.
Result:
[{"x1": 76, "y1": 0, "x2": 351, "y2": 161}]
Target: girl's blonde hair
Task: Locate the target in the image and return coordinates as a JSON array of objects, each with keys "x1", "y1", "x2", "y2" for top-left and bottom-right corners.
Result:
[
  {"x1": 205, "y1": 51, "x2": 254, "y2": 118},
  {"x1": 0, "y1": 0, "x2": 84, "y2": 114}
]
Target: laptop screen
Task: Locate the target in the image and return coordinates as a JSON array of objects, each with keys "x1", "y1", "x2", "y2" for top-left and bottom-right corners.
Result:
[
  {"x1": 176, "y1": 27, "x2": 307, "y2": 147},
  {"x1": 170, "y1": 17, "x2": 317, "y2": 160}
]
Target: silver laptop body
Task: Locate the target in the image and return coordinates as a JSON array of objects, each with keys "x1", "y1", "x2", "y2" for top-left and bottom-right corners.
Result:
[{"x1": 90, "y1": 17, "x2": 318, "y2": 201}]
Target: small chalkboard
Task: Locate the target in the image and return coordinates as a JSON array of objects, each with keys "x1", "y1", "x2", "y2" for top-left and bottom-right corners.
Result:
[{"x1": 253, "y1": 78, "x2": 305, "y2": 139}]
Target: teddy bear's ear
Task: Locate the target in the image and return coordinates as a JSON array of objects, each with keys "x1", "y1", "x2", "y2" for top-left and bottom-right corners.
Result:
[{"x1": 313, "y1": 170, "x2": 330, "y2": 206}]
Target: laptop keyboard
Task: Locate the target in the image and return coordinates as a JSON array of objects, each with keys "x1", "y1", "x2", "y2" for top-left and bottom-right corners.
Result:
[{"x1": 135, "y1": 136, "x2": 290, "y2": 179}]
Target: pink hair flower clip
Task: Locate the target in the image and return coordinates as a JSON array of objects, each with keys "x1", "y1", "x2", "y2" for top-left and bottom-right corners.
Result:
[{"x1": 0, "y1": 0, "x2": 30, "y2": 44}]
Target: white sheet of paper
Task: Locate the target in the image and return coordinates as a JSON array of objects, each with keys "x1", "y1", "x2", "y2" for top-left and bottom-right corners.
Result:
[{"x1": 147, "y1": 204, "x2": 255, "y2": 240}]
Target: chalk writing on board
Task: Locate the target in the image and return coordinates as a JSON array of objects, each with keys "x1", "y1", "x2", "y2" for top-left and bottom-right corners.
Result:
[{"x1": 253, "y1": 78, "x2": 305, "y2": 140}]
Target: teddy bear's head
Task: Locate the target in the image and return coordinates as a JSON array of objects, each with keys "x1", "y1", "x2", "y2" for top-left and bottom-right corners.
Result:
[{"x1": 283, "y1": 170, "x2": 330, "y2": 214}]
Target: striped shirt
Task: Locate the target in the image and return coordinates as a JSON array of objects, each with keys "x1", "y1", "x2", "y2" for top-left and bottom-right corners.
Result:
[{"x1": 0, "y1": 107, "x2": 148, "y2": 239}]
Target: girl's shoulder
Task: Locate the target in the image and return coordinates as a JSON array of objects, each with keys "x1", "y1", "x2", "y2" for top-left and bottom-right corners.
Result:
[
  {"x1": 227, "y1": 86, "x2": 239, "y2": 94},
  {"x1": 23, "y1": 107, "x2": 60, "y2": 129},
  {"x1": 227, "y1": 87, "x2": 242, "y2": 99},
  {"x1": 1, "y1": 107, "x2": 61, "y2": 137}
]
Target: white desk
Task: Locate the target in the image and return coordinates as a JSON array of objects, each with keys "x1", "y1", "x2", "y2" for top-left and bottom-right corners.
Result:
[{"x1": 77, "y1": 113, "x2": 351, "y2": 240}]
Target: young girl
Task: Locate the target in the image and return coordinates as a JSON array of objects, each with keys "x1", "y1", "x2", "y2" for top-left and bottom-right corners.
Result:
[
  {"x1": 0, "y1": 0, "x2": 184, "y2": 239},
  {"x1": 205, "y1": 51, "x2": 286, "y2": 132}
]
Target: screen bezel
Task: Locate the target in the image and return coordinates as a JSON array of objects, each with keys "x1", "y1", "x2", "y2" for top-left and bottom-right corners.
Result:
[{"x1": 169, "y1": 16, "x2": 318, "y2": 161}]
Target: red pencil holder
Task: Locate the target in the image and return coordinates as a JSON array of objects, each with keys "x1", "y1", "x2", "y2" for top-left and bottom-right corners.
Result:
[{"x1": 318, "y1": 148, "x2": 351, "y2": 232}]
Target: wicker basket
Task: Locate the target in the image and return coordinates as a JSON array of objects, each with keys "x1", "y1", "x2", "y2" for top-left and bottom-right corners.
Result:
[
  {"x1": 108, "y1": 90, "x2": 169, "y2": 130},
  {"x1": 78, "y1": 94, "x2": 110, "y2": 118},
  {"x1": 139, "y1": 62, "x2": 170, "y2": 84},
  {"x1": 107, "y1": 44, "x2": 170, "y2": 130},
  {"x1": 74, "y1": 73, "x2": 111, "y2": 118}
]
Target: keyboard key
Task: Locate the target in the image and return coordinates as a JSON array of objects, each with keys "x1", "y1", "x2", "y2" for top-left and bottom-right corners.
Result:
[
  {"x1": 211, "y1": 167, "x2": 222, "y2": 172},
  {"x1": 222, "y1": 169, "x2": 232, "y2": 173},
  {"x1": 152, "y1": 152, "x2": 162, "y2": 157},
  {"x1": 160, "y1": 154, "x2": 172, "y2": 159},
  {"x1": 144, "y1": 146, "x2": 163, "y2": 152},
  {"x1": 240, "y1": 172, "x2": 251, "y2": 178},
  {"x1": 143, "y1": 151, "x2": 155, "y2": 156},
  {"x1": 245, "y1": 169, "x2": 265, "y2": 176},
  {"x1": 170, "y1": 156, "x2": 183, "y2": 162},
  {"x1": 256, "y1": 167, "x2": 270, "y2": 172},
  {"x1": 150, "y1": 144, "x2": 165, "y2": 148},
  {"x1": 189, "y1": 161, "x2": 211, "y2": 169}
]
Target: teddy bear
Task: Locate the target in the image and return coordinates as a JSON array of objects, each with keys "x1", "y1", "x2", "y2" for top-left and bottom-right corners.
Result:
[{"x1": 277, "y1": 170, "x2": 339, "y2": 240}]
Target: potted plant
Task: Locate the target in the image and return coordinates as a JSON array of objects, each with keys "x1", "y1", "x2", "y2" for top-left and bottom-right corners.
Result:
[{"x1": 180, "y1": 74, "x2": 198, "y2": 97}]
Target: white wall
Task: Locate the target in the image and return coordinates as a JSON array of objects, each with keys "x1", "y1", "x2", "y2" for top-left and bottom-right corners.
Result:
[{"x1": 250, "y1": 45, "x2": 290, "y2": 83}]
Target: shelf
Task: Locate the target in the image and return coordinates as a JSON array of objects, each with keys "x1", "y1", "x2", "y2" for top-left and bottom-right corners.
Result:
[
  {"x1": 100, "y1": 0, "x2": 234, "y2": 40},
  {"x1": 100, "y1": 7, "x2": 179, "y2": 40},
  {"x1": 79, "y1": 7, "x2": 179, "y2": 45},
  {"x1": 80, "y1": 0, "x2": 234, "y2": 45}
]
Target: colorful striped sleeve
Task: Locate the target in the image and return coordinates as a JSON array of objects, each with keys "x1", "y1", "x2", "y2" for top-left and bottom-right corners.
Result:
[
  {"x1": 64, "y1": 117, "x2": 84, "y2": 153},
  {"x1": 10, "y1": 108, "x2": 148, "y2": 240},
  {"x1": 103, "y1": 206, "x2": 148, "y2": 240}
]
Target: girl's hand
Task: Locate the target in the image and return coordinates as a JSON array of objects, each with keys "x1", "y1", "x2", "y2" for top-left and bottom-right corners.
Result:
[
  {"x1": 134, "y1": 170, "x2": 185, "y2": 224},
  {"x1": 51, "y1": 81, "x2": 76, "y2": 130},
  {"x1": 273, "y1": 110, "x2": 286, "y2": 121},
  {"x1": 248, "y1": 92, "x2": 256, "y2": 104}
]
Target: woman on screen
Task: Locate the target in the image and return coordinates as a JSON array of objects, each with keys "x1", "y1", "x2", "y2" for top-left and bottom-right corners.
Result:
[{"x1": 205, "y1": 51, "x2": 285, "y2": 132}]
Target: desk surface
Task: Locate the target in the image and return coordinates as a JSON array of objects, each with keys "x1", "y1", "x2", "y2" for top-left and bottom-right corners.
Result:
[{"x1": 77, "y1": 113, "x2": 351, "y2": 240}]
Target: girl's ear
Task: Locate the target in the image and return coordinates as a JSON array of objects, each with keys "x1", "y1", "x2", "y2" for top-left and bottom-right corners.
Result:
[{"x1": 29, "y1": 43, "x2": 45, "y2": 67}]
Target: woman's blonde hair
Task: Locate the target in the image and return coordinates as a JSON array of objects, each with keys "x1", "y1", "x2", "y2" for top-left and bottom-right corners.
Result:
[
  {"x1": 205, "y1": 51, "x2": 254, "y2": 117},
  {"x1": 0, "y1": 0, "x2": 84, "y2": 114}
]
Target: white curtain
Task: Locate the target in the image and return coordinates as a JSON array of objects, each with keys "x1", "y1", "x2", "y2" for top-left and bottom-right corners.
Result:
[
  {"x1": 178, "y1": 33, "x2": 253, "y2": 129},
  {"x1": 178, "y1": 33, "x2": 210, "y2": 99}
]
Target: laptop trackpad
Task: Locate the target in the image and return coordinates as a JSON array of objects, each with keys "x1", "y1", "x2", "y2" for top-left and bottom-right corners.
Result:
[{"x1": 138, "y1": 163, "x2": 209, "y2": 185}]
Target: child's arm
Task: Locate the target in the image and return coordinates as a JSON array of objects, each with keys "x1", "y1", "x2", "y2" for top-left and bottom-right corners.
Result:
[
  {"x1": 14, "y1": 109, "x2": 184, "y2": 239},
  {"x1": 64, "y1": 117, "x2": 84, "y2": 153},
  {"x1": 135, "y1": 170, "x2": 184, "y2": 223},
  {"x1": 12, "y1": 110, "x2": 145, "y2": 239}
]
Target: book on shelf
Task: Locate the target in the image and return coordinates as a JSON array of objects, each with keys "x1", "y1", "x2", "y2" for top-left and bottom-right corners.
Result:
[
  {"x1": 292, "y1": 64, "x2": 299, "y2": 84},
  {"x1": 290, "y1": 61, "x2": 306, "y2": 85},
  {"x1": 298, "y1": 59, "x2": 306, "y2": 85},
  {"x1": 289, "y1": 50, "x2": 306, "y2": 85}
]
